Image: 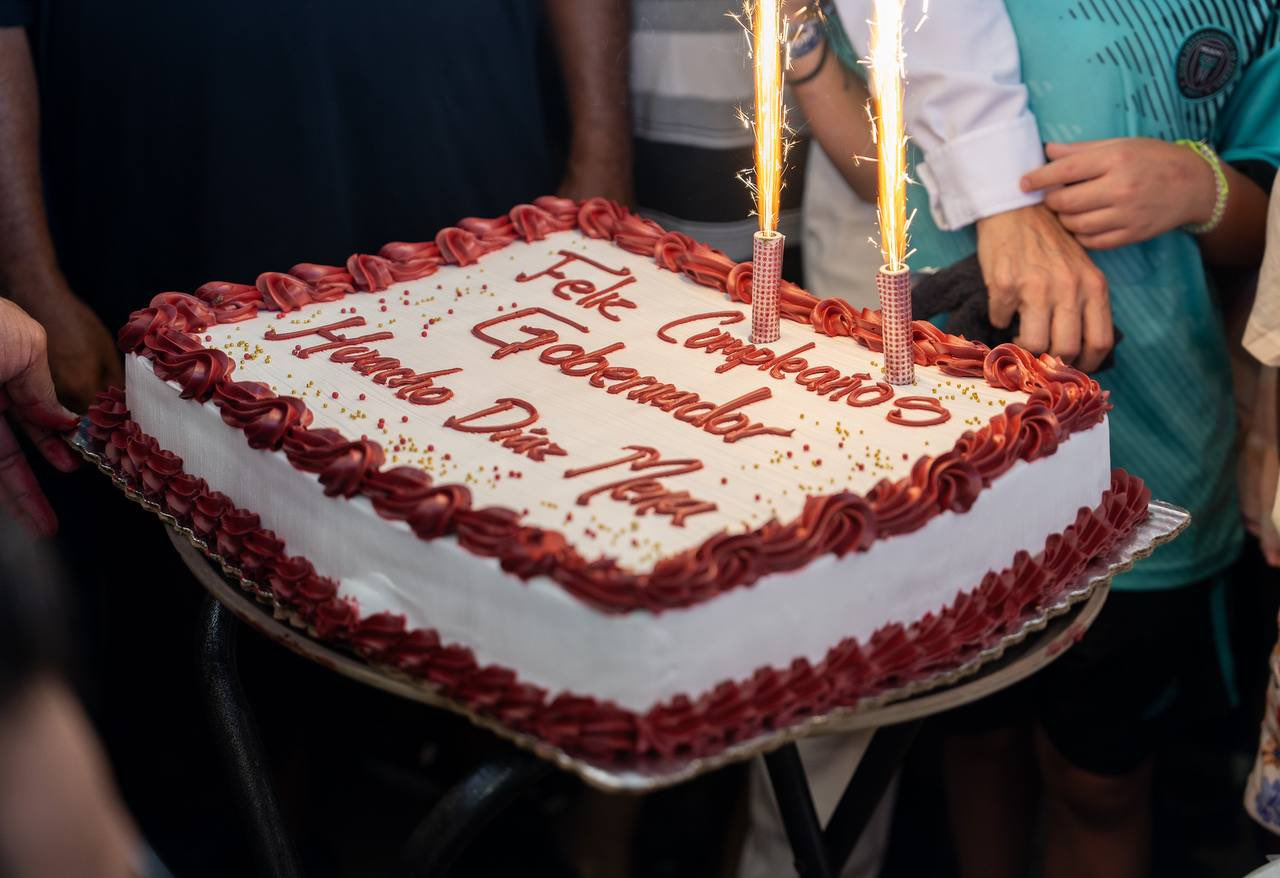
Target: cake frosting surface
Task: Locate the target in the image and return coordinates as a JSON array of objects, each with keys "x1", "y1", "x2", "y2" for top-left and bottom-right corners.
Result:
[{"x1": 102, "y1": 197, "x2": 1145, "y2": 763}]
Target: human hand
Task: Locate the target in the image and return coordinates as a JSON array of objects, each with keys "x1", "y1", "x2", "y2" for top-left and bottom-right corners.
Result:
[
  {"x1": 15, "y1": 278, "x2": 123, "y2": 412},
  {"x1": 1021, "y1": 138, "x2": 1218, "y2": 251},
  {"x1": 0, "y1": 677, "x2": 142, "y2": 878},
  {"x1": 975, "y1": 204, "x2": 1113, "y2": 371},
  {"x1": 0, "y1": 298, "x2": 79, "y2": 537}
]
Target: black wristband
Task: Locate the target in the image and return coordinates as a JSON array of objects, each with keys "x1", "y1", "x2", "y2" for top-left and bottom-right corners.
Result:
[{"x1": 788, "y1": 38, "x2": 829, "y2": 87}]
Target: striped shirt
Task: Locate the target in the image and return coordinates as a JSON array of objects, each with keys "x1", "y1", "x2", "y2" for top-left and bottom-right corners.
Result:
[{"x1": 630, "y1": 0, "x2": 809, "y2": 264}]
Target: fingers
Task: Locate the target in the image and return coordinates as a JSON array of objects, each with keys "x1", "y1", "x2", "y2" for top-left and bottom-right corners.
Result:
[
  {"x1": 1057, "y1": 208, "x2": 1124, "y2": 236},
  {"x1": 4, "y1": 321, "x2": 78, "y2": 430},
  {"x1": 1043, "y1": 139, "x2": 1123, "y2": 159},
  {"x1": 1075, "y1": 229, "x2": 1137, "y2": 251},
  {"x1": 984, "y1": 264, "x2": 1019, "y2": 329},
  {"x1": 9, "y1": 402, "x2": 80, "y2": 473},
  {"x1": 1042, "y1": 180, "x2": 1113, "y2": 215},
  {"x1": 1021, "y1": 151, "x2": 1107, "y2": 193},
  {"x1": 1049, "y1": 293, "x2": 1083, "y2": 364},
  {"x1": 1077, "y1": 271, "x2": 1114, "y2": 372},
  {"x1": 1012, "y1": 279, "x2": 1051, "y2": 355},
  {"x1": 0, "y1": 418, "x2": 58, "y2": 538}
]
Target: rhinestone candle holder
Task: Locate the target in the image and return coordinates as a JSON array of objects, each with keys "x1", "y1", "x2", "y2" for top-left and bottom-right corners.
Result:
[
  {"x1": 751, "y1": 230, "x2": 784, "y2": 344},
  {"x1": 876, "y1": 264, "x2": 914, "y2": 385}
]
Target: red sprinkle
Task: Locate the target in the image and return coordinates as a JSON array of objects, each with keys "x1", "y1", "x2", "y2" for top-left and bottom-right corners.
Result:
[
  {"x1": 331, "y1": 392, "x2": 339, "y2": 399},
  {"x1": 401, "y1": 415, "x2": 409, "y2": 423}
]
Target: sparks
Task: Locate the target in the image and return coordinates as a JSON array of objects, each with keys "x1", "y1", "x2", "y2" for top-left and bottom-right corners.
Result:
[
  {"x1": 734, "y1": 0, "x2": 788, "y2": 233},
  {"x1": 868, "y1": 0, "x2": 910, "y2": 270}
]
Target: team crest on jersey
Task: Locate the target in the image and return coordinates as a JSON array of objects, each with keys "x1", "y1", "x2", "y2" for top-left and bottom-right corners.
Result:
[{"x1": 1176, "y1": 27, "x2": 1239, "y2": 99}]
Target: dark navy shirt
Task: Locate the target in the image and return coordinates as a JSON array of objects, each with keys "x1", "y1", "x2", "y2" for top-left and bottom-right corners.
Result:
[{"x1": 2, "y1": 1, "x2": 561, "y2": 329}]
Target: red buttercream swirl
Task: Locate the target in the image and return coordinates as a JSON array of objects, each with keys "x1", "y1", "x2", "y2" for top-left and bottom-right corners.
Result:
[
  {"x1": 212, "y1": 381, "x2": 312, "y2": 450},
  {"x1": 346, "y1": 253, "x2": 396, "y2": 292},
  {"x1": 674, "y1": 241, "x2": 735, "y2": 292},
  {"x1": 458, "y1": 215, "x2": 519, "y2": 248},
  {"x1": 374, "y1": 242, "x2": 443, "y2": 282},
  {"x1": 435, "y1": 227, "x2": 490, "y2": 267},
  {"x1": 576, "y1": 197, "x2": 624, "y2": 239},
  {"x1": 281, "y1": 428, "x2": 385, "y2": 498},
  {"x1": 509, "y1": 203, "x2": 575, "y2": 242},
  {"x1": 289, "y1": 263, "x2": 356, "y2": 300},
  {"x1": 146, "y1": 329, "x2": 235, "y2": 401},
  {"x1": 194, "y1": 281, "x2": 262, "y2": 323},
  {"x1": 86, "y1": 388, "x2": 130, "y2": 442},
  {"x1": 256, "y1": 271, "x2": 314, "y2": 312},
  {"x1": 611, "y1": 212, "x2": 664, "y2": 257},
  {"x1": 363, "y1": 466, "x2": 472, "y2": 539}
]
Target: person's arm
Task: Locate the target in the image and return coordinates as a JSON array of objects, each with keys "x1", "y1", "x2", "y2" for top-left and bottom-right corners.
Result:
[
  {"x1": 543, "y1": 0, "x2": 633, "y2": 204},
  {"x1": 804, "y1": 2, "x2": 1112, "y2": 370},
  {"x1": 786, "y1": 25, "x2": 877, "y2": 202},
  {"x1": 1023, "y1": 138, "x2": 1270, "y2": 267},
  {"x1": 0, "y1": 28, "x2": 122, "y2": 411}
]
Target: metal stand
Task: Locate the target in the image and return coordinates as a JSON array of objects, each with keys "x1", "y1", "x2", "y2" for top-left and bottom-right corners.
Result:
[
  {"x1": 400, "y1": 750, "x2": 552, "y2": 877},
  {"x1": 764, "y1": 721, "x2": 922, "y2": 878},
  {"x1": 199, "y1": 596, "x2": 302, "y2": 878},
  {"x1": 201, "y1": 591, "x2": 554, "y2": 878}
]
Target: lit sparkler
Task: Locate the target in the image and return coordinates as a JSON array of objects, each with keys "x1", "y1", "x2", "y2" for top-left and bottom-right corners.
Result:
[
  {"x1": 735, "y1": 0, "x2": 789, "y2": 344},
  {"x1": 867, "y1": 0, "x2": 915, "y2": 384}
]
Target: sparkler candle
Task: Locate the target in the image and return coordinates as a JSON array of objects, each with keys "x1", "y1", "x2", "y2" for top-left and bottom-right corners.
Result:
[
  {"x1": 746, "y1": 0, "x2": 786, "y2": 344},
  {"x1": 751, "y1": 230, "x2": 783, "y2": 343},
  {"x1": 869, "y1": 0, "x2": 914, "y2": 385}
]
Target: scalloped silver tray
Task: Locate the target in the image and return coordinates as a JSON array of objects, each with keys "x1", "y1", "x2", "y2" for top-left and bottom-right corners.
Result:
[{"x1": 70, "y1": 423, "x2": 1188, "y2": 792}]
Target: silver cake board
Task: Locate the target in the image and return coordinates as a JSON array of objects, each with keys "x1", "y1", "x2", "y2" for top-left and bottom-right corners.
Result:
[{"x1": 69, "y1": 424, "x2": 1189, "y2": 793}]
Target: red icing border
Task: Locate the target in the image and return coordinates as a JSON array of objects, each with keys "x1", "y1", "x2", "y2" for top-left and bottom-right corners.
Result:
[
  {"x1": 87, "y1": 387, "x2": 1148, "y2": 764},
  {"x1": 117, "y1": 197, "x2": 1112, "y2": 613}
]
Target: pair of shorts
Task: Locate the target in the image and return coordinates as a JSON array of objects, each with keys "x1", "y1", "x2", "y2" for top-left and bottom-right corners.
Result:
[{"x1": 943, "y1": 577, "x2": 1234, "y2": 777}]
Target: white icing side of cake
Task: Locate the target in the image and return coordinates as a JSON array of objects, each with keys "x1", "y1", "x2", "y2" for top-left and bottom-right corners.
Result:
[
  {"x1": 128, "y1": 355, "x2": 1109, "y2": 711},
  {"x1": 189, "y1": 231, "x2": 1040, "y2": 571}
]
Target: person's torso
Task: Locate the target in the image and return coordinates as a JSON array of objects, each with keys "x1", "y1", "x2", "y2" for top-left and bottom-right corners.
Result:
[{"x1": 907, "y1": 1, "x2": 1280, "y2": 587}]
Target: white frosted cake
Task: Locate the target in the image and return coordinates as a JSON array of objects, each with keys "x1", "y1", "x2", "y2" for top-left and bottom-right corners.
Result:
[{"x1": 91, "y1": 197, "x2": 1147, "y2": 764}]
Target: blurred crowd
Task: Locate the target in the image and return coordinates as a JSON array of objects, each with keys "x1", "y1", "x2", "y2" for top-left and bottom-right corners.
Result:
[{"x1": 1, "y1": 0, "x2": 1278, "y2": 876}]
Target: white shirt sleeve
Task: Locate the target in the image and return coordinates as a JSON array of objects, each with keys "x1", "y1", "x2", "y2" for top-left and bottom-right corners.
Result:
[{"x1": 832, "y1": 0, "x2": 1045, "y2": 230}]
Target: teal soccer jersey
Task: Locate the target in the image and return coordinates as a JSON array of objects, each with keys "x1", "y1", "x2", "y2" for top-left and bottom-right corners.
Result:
[{"x1": 906, "y1": 1, "x2": 1280, "y2": 590}]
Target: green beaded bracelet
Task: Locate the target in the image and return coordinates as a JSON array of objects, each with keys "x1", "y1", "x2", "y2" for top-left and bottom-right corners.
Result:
[{"x1": 1176, "y1": 138, "x2": 1228, "y2": 235}]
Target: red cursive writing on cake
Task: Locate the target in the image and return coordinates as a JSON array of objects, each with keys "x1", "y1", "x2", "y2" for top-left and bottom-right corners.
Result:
[
  {"x1": 657, "y1": 311, "x2": 953, "y2": 427},
  {"x1": 515, "y1": 250, "x2": 638, "y2": 321},
  {"x1": 265, "y1": 317, "x2": 460, "y2": 405},
  {"x1": 473, "y1": 308, "x2": 794, "y2": 445},
  {"x1": 564, "y1": 445, "x2": 716, "y2": 526},
  {"x1": 443, "y1": 398, "x2": 568, "y2": 461}
]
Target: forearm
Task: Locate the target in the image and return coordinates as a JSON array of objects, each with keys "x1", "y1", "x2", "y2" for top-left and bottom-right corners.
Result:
[
  {"x1": 1198, "y1": 164, "x2": 1269, "y2": 268},
  {"x1": 544, "y1": 0, "x2": 632, "y2": 189},
  {"x1": 789, "y1": 48, "x2": 876, "y2": 202},
  {"x1": 0, "y1": 28, "x2": 62, "y2": 302}
]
